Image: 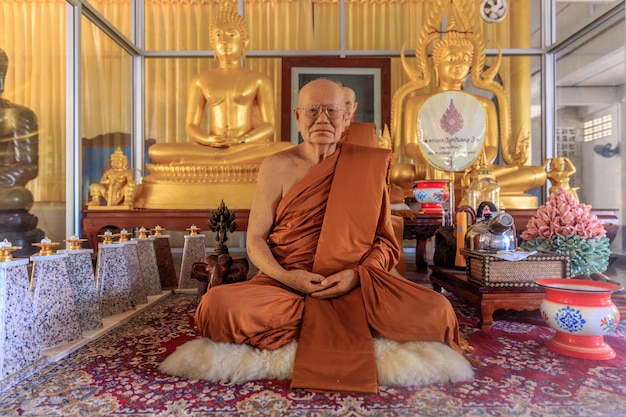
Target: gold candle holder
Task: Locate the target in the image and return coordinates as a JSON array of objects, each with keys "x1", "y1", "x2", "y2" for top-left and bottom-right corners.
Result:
[
  {"x1": 64, "y1": 235, "x2": 87, "y2": 250},
  {"x1": 152, "y1": 225, "x2": 163, "y2": 236},
  {"x1": 32, "y1": 236, "x2": 60, "y2": 256},
  {"x1": 137, "y1": 227, "x2": 149, "y2": 239},
  {"x1": 187, "y1": 225, "x2": 200, "y2": 235},
  {"x1": 98, "y1": 230, "x2": 115, "y2": 245},
  {"x1": 118, "y1": 229, "x2": 131, "y2": 242},
  {"x1": 0, "y1": 239, "x2": 21, "y2": 262}
]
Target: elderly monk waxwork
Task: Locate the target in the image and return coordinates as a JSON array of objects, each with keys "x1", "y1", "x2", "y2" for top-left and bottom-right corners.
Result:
[{"x1": 194, "y1": 79, "x2": 464, "y2": 394}]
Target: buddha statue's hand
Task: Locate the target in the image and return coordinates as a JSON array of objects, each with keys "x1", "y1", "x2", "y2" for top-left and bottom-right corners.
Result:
[
  {"x1": 207, "y1": 133, "x2": 253, "y2": 149},
  {"x1": 200, "y1": 134, "x2": 228, "y2": 149}
]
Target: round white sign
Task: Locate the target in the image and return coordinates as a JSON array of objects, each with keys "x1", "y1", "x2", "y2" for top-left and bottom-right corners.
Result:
[{"x1": 417, "y1": 91, "x2": 487, "y2": 172}]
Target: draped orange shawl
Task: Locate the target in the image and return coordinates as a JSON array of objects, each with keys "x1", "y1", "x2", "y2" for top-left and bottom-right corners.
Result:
[{"x1": 276, "y1": 143, "x2": 462, "y2": 393}]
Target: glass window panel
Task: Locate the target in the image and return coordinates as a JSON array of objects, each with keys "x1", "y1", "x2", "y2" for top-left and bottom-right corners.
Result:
[
  {"x1": 85, "y1": 0, "x2": 133, "y2": 41},
  {"x1": 554, "y1": 8, "x2": 624, "y2": 252},
  {"x1": 244, "y1": 2, "x2": 319, "y2": 50},
  {"x1": 144, "y1": 1, "x2": 340, "y2": 52},
  {"x1": 144, "y1": 0, "x2": 220, "y2": 51},
  {"x1": 1, "y1": 0, "x2": 67, "y2": 255},
  {"x1": 555, "y1": 0, "x2": 622, "y2": 43},
  {"x1": 81, "y1": 17, "x2": 134, "y2": 208}
]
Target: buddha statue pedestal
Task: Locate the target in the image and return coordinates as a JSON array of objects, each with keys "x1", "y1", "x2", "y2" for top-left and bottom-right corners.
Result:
[
  {"x1": 133, "y1": 164, "x2": 260, "y2": 209},
  {"x1": 0, "y1": 210, "x2": 45, "y2": 258},
  {"x1": 500, "y1": 193, "x2": 539, "y2": 210}
]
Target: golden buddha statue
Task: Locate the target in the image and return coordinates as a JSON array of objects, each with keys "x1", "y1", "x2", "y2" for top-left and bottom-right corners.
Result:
[
  {"x1": 390, "y1": 0, "x2": 546, "y2": 209},
  {"x1": 134, "y1": 1, "x2": 292, "y2": 209}
]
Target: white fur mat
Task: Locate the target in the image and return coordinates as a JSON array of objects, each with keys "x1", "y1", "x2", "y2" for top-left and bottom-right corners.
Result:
[{"x1": 159, "y1": 337, "x2": 474, "y2": 387}]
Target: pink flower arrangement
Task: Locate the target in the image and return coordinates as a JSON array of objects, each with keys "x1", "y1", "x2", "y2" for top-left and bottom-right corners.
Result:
[
  {"x1": 521, "y1": 188, "x2": 606, "y2": 241},
  {"x1": 520, "y1": 187, "x2": 610, "y2": 275}
]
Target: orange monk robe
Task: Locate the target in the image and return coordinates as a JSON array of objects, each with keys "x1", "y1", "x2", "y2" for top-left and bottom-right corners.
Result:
[{"x1": 194, "y1": 142, "x2": 462, "y2": 393}]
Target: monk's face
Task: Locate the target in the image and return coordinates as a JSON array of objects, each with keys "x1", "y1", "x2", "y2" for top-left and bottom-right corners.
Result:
[{"x1": 295, "y1": 80, "x2": 347, "y2": 146}]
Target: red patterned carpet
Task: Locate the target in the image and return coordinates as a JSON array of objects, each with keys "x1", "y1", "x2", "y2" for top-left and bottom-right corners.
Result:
[{"x1": 0, "y1": 292, "x2": 625, "y2": 416}]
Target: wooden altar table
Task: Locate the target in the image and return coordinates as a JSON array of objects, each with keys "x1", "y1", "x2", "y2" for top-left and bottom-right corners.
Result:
[
  {"x1": 429, "y1": 265, "x2": 546, "y2": 330},
  {"x1": 82, "y1": 208, "x2": 618, "y2": 262},
  {"x1": 403, "y1": 208, "x2": 619, "y2": 271},
  {"x1": 82, "y1": 208, "x2": 250, "y2": 251}
]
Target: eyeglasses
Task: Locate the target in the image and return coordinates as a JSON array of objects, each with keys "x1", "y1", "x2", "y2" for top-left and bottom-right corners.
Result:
[{"x1": 297, "y1": 104, "x2": 346, "y2": 120}]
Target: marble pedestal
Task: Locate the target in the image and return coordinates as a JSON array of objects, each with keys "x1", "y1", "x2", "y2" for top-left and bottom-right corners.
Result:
[
  {"x1": 59, "y1": 249, "x2": 103, "y2": 331},
  {"x1": 95, "y1": 243, "x2": 134, "y2": 317},
  {"x1": 151, "y1": 235, "x2": 178, "y2": 289},
  {"x1": 30, "y1": 254, "x2": 82, "y2": 350},
  {"x1": 178, "y1": 234, "x2": 206, "y2": 290},
  {"x1": 0, "y1": 259, "x2": 40, "y2": 379},
  {"x1": 134, "y1": 238, "x2": 162, "y2": 296},
  {"x1": 121, "y1": 241, "x2": 147, "y2": 306}
]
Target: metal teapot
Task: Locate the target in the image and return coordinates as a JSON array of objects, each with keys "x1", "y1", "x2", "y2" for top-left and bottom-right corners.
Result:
[{"x1": 464, "y1": 201, "x2": 517, "y2": 252}]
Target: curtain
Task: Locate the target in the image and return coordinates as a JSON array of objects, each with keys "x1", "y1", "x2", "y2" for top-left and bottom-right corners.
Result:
[
  {"x1": 81, "y1": 16, "x2": 133, "y2": 140},
  {"x1": 144, "y1": 0, "x2": 316, "y2": 143},
  {"x1": 0, "y1": 0, "x2": 66, "y2": 202},
  {"x1": 0, "y1": 0, "x2": 525, "y2": 201}
]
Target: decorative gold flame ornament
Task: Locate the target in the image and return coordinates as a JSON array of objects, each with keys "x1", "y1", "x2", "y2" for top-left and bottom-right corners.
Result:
[
  {"x1": 32, "y1": 236, "x2": 60, "y2": 256},
  {"x1": 64, "y1": 236, "x2": 87, "y2": 250},
  {"x1": 187, "y1": 225, "x2": 200, "y2": 236},
  {"x1": 98, "y1": 230, "x2": 115, "y2": 245},
  {"x1": 0, "y1": 239, "x2": 21, "y2": 262}
]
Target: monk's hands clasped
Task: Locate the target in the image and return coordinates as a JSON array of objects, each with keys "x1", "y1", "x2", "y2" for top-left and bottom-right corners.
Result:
[
  {"x1": 280, "y1": 270, "x2": 328, "y2": 295},
  {"x1": 310, "y1": 269, "x2": 359, "y2": 299}
]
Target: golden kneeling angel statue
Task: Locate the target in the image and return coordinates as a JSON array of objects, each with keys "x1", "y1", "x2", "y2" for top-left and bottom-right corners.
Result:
[
  {"x1": 544, "y1": 156, "x2": 579, "y2": 202},
  {"x1": 390, "y1": 0, "x2": 546, "y2": 209},
  {"x1": 134, "y1": 1, "x2": 292, "y2": 209}
]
